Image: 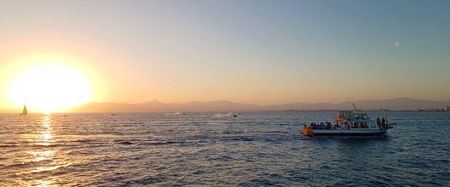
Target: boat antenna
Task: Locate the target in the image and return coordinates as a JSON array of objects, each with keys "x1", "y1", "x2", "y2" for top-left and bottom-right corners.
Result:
[
  {"x1": 347, "y1": 97, "x2": 358, "y2": 111},
  {"x1": 351, "y1": 102, "x2": 358, "y2": 111}
]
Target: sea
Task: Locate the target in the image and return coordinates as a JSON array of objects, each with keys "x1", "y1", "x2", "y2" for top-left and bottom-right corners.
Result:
[{"x1": 0, "y1": 112, "x2": 449, "y2": 186}]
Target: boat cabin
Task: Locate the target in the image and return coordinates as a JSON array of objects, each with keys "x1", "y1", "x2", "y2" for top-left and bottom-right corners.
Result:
[{"x1": 336, "y1": 111, "x2": 376, "y2": 129}]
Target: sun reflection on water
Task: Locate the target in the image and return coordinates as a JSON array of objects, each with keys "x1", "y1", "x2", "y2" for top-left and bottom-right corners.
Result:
[
  {"x1": 37, "y1": 115, "x2": 54, "y2": 146},
  {"x1": 28, "y1": 150, "x2": 55, "y2": 162},
  {"x1": 28, "y1": 179, "x2": 57, "y2": 187},
  {"x1": 25, "y1": 114, "x2": 66, "y2": 187}
]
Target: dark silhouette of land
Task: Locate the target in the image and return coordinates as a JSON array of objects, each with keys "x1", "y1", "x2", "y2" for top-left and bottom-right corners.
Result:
[
  {"x1": 66, "y1": 97, "x2": 450, "y2": 113},
  {"x1": 1, "y1": 97, "x2": 449, "y2": 113}
]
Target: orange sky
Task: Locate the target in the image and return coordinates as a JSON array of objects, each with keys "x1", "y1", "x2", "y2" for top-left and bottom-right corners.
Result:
[{"x1": 1, "y1": 1, "x2": 450, "y2": 111}]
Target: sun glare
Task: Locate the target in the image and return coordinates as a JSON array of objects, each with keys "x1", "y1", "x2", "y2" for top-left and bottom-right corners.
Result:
[{"x1": 9, "y1": 64, "x2": 92, "y2": 113}]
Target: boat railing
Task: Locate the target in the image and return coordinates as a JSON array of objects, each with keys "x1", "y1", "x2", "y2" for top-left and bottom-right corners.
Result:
[
  {"x1": 305, "y1": 120, "x2": 382, "y2": 130},
  {"x1": 304, "y1": 122, "x2": 348, "y2": 130}
]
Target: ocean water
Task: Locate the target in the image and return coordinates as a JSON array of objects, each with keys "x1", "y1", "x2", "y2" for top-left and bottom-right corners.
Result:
[{"x1": 0, "y1": 112, "x2": 449, "y2": 186}]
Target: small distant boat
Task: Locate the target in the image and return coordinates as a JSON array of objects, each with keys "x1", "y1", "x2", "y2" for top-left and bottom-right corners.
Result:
[
  {"x1": 301, "y1": 110, "x2": 394, "y2": 137},
  {"x1": 20, "y1": 105, "x2": 28, "y2": 115},
  {"x1": 214, "y1": 112, "x2": 238, "y2": 118}
]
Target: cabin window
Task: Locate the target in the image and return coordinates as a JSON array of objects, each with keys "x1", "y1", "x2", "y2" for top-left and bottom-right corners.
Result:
[{"x1": 362, "y1": 122, "x2": 368, "y2": 128}]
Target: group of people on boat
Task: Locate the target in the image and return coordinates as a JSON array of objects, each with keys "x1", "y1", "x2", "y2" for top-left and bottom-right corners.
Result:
[
  {"x1": 306, "y1": 117, "x2": 389, "y2": 130},
  {"x1": 376, "y1": 117, "x2": 389, "y2": 128},
  {"x1": 307, "y1": 121, "x2": 365, "y2": 130},
  {"x1": 308, "y1": 122, "x2": 334, "y2": 130}
]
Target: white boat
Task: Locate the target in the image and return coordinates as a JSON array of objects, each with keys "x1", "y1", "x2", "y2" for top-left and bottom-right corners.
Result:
[{"x1": 301, "y1": 111, "x2": 393, "y2": 137}]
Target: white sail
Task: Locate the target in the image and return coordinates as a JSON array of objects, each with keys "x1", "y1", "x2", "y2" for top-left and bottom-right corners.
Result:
[{"x1": 21, "y1": 105, "x2": 28, "y2": 115}]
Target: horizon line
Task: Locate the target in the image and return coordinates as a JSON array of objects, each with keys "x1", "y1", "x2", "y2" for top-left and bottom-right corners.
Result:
[
  {"x1": 2, "y1": 97, "x2": 450, "y2": 113},
  {"x1": 85, "y1": 96, "x2": 450, "y2": 106}
]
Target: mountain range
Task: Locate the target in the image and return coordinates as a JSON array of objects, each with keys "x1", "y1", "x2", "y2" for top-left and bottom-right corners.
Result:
[
  {"x1": 1, "y1": 97, "x2": 449, "y2": 113},
  {"x1": 65, "y1": 97, "x2": 450, "y2": 113}
]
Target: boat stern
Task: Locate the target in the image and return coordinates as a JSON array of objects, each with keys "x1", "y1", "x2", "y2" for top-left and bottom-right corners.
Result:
[{"x1": 302, "y1": 127, "x2": 314, "y2": 136}]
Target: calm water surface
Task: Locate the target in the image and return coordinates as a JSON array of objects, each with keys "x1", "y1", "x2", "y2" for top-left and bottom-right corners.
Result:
[{"x1": 0, "y1": 112, "x2": 449, "y2": 186}]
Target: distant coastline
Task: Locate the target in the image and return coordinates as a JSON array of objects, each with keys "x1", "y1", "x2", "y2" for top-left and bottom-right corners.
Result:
[
  {"x1": 283, "y1": 108, "x2": 450, "y2": 112},
  {"x1": 2, "y1": 97, "x2": 449, "y2": 113},
  {"x1": 70, "y1": 97, "x2": 450, "y2": 113}
]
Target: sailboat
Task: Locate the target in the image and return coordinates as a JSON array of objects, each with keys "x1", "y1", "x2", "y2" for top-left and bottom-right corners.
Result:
[{"x1": 20, "y1": 105, "x2": 28, "y2": 115}]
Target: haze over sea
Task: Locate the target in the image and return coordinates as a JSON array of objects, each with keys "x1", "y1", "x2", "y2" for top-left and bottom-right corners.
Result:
[{"x1": 1, "y1": 112, "x2": 449, "y2": 186}]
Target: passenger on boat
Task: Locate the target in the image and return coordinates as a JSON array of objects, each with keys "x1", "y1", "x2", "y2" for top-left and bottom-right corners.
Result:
[
  {"x1": 376, "y1": 118, "x2": 381, "y2": 127},
  {"x1": 344, "y1": 122, "x2": 350, "y2": 130},
  {"x1": 319, "y1": 122, "x2": 325, "y2": 129},
  {"x1": 381, "y1": 118, "x2": 386, "y2": 127}
]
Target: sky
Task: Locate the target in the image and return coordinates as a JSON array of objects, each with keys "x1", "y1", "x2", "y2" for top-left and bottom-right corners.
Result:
[{"x1": 1, "y1": 0, "x2": 450, "y2": 109}]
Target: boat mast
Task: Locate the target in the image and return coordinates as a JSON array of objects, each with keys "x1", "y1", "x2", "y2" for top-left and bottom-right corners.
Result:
[
  {"x1": 347, "y1": 97, "x2": 359, "y2": 112},
  {"x1": 351, "y1": 102, "x2": 358, "y2": 112}
]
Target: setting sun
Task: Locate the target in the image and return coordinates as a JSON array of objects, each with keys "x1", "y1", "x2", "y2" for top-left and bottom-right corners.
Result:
[{"x1": 9, "y1": 64, "x2": 92, "y2": 113}]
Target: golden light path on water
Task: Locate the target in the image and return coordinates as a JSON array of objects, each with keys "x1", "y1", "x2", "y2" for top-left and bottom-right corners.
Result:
[{"x1": 23, "y1": 114, "x2": 70, "y2": 187}]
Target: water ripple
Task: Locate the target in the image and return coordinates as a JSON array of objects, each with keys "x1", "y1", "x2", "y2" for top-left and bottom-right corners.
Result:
[{"x1": 0, "y1": 112, "x2": 449, "y2": 186}]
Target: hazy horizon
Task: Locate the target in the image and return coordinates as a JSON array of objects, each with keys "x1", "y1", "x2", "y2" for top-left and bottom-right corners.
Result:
[
  {"x1": 2, "y1": 97, "x2": 450, "y2": 113},
  {"x1": 1, "y1": 0, "x2": 450, "y2": 112}
]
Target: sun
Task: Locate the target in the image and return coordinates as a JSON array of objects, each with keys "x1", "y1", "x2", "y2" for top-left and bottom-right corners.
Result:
[{"x1": 9, "y1": 64, "x2": 92, "y2": 113}]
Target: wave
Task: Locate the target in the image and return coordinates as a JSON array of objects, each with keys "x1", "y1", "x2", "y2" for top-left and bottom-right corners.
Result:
[{"x1": 213, "y1": 112, "x2": 237, "y2": 118}]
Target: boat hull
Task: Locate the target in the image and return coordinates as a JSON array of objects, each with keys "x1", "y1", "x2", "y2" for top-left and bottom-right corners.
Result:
[{"x1": 303, "y1": 128, "x2": 387, "y2": 137}]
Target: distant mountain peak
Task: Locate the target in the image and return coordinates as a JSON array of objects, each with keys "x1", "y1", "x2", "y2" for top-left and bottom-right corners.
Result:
[{"x1": 142, "y1": 99, "x2": 161, "y2": 104}]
